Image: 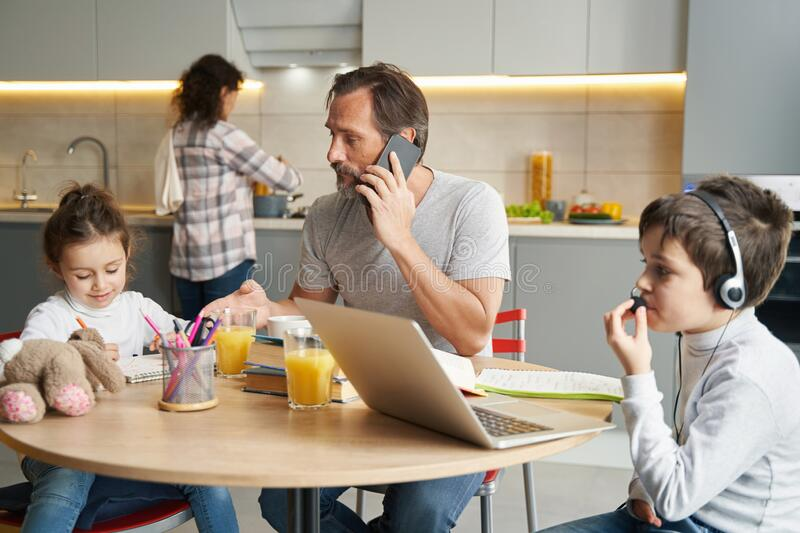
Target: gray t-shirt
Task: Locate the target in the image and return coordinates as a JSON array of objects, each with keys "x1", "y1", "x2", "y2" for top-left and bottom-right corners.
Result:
[{"x1": 298, "y1": 169, "x2": 511, "y2": 354}]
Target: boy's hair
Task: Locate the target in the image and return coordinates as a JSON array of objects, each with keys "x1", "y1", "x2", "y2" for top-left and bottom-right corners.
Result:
[
  {"x1": 173, "y1": 54, "x2": 244, "y2": 128},
  {"x1": 639, "y1": 175, "x2": 793, "y2": 307},
  {"x1": 44, "y1": 183, "x2": 136, "y2": 277},
  {"x1": 325, "y1": 62, "x2": 429, "y2": 158}
]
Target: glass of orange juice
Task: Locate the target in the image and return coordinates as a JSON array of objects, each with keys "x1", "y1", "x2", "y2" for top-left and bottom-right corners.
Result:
[
  {"x1": 283, "y1": 327, "x2": 335, "y2": 410},
  {"x1": 215, "y1": 307, "x2": 257, "y2": 377}
]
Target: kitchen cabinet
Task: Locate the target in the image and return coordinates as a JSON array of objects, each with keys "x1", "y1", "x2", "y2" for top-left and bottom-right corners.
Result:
[
  {"x1": 683, "y1": 0, "x2": 800, "y2": 177},
  {"x1": 588, "y1": 0, "x2": 687, "y2": 74},
  {"x1": 362, "y1": 0, "x2": 493, "y2": 76},
  {"x1": 0, "y1": 0, "x2": 236, "y2": 81},
  {"x1": 254, "y1": 230, "x2": 303, "y2": 302},
  {"x1": 127, "y1": 226, "x2": 176, "y2": 316},
  {"x1": 0, "y1": 223, "x2": 176, "y2": 330},
  {"x1": 97, "y1": 0, "x2": 228, "y2": 80},
  {"x1": 512, "y1": 236, "x2": 677, "y2": 415},
  {"x1": 494, "y1": 0, "x2": 588, "y2": 76},
  {"x1": 365, "y1": 0, "x2": 685, "y2": 77},
  {"x1": 0, "y1": 0, "x2": 98, "y2": 80}
]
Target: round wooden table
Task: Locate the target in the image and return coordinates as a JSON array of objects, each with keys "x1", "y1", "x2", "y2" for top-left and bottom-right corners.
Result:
[{"x1": 0, "y1": 357, "x2": 612, "y2": 532}]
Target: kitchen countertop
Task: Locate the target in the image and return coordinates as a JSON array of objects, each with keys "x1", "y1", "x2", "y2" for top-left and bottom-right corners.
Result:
[{"x1": 0, "y1": 207, "x2": 639, "y2": 239}]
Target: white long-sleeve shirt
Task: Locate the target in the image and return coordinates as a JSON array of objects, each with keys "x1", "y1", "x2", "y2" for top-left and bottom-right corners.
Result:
[
  {"x1": 21, "y1": 290, "x2": 187, "y2": 359},
  {"x1": 624, "y1": 307, "x2": 800, "y2": 531}
]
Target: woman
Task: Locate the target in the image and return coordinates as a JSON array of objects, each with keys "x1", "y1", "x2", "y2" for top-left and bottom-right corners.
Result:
[{"x1": 169, "y1": 54, "x2": 302, "y2": 319}]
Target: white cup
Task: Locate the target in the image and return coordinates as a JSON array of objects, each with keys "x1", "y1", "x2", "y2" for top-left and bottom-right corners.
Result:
[{"x1": 267, "y1": 315, "x2": 312, "y2": 340}]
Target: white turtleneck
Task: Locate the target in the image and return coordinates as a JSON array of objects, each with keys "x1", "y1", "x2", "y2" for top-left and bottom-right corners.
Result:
[
  {"x1": 624, "y1": 307, "x2": 800, "y2": 532},
  {"x1": 20, "y1": 290, "x2": 188, "y2": 359}
]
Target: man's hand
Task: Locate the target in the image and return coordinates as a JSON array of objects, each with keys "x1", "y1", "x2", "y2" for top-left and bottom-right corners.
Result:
[
  {"x1": 201, "y1": 279, "x2": 272, "y2": 329},
  {"x1": 630, "y1": 499, "x2": 662, "y2": 527},
  {"x1": 104, "y1": 343, "x2": 120, "y2": 362},
  {"x1": 358, "y1": 151, "x2": 416, "y2": 252},
  {"x1": 603, "y1": 299, "x2": 653, "y2": 375}
]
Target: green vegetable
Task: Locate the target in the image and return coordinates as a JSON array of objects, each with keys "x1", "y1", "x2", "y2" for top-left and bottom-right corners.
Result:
[
  {"x1": 505, "y1": 201, "x2": 544, "y2": 219},
  {"x1": 568, "y1": 212, "x2": 612, "y2": 220},
  {"x1": 541, "y1": 210, "x2": 554, "y2": 224}
]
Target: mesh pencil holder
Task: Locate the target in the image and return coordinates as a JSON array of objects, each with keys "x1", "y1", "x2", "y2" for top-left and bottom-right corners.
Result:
[{"x1": 158, "y1": 343, "x2": 219, "y2": 412}]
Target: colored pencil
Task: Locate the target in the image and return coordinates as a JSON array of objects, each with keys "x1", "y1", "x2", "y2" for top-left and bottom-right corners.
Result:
[
  {"x1": 187, "y1": 314, "x2": 203, "y2": 345},
  {"x1": 202, "y1": 318, "x2": 222, "y2": 346}
]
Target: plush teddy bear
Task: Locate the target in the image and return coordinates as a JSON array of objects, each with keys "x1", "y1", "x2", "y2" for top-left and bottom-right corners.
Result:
[{"x1": 0, "y1": 328, "x2": 125, "y2": 424}]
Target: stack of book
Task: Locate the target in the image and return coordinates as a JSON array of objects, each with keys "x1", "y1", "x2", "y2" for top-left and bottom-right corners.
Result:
[{"x1": 243, "y1": 342, "x2": 359, "y2": 403}]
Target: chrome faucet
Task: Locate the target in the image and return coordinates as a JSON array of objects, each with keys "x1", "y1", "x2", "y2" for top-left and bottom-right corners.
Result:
[
  {"x1": 14, "y1": 149, "x2": 39, "y2": 208},
  {"x1": 67, "y1": 136, "x2": 110, "y2": 191}
]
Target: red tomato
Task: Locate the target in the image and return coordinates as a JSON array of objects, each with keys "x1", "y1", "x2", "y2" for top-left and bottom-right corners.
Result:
[
  {"x1": 570, "y1": 204, "x2": 583, "y2": 214},
  {"x1": 584, "y1": 205, "x2": 601, "y2": 214}
]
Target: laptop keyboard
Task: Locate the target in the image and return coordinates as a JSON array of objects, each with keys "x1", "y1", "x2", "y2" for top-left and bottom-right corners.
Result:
[{"x1": 472, "y1": 406, "x2": 553, "y2": 437}]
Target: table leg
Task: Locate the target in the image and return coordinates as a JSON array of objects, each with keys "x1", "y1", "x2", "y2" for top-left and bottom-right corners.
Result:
[{"x1": 287, "y1": 487, "x2": 320, "y2": 533}]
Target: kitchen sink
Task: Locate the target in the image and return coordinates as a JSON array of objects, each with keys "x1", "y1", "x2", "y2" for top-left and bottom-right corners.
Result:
[{"x1": 0, "y1": 207, "x2": 54, "y2": 213}]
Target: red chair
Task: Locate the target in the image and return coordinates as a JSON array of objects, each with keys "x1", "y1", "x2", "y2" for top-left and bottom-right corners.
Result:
[
  {"x1": 356, "y1": 309, "x2": 536, "y2": 533},
  {"x1": 493, "y1": 309, "x2": 538, "y2": 533},
  {"x1": 0, "y1": 330, "x2": 195, "y2": 533},
  {"x1": 0, "y1": 501, "x2": 192, "y2": 533}
]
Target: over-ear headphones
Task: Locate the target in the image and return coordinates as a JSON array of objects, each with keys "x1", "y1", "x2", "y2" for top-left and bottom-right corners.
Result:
[{"x1": 687, "y1": 190, "x2": 746, "y2": 310}]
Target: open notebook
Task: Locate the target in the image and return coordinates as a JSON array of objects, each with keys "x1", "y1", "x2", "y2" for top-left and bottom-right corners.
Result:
[
  {"x1": 118, "y1": 354, "x2": 167, "y2": 384},
  {"x1": 475, "y1": 368, "x2": 624, "y2": 402}
]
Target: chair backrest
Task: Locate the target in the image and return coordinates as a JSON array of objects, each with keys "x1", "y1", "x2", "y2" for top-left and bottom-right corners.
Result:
[
  {"x1": 492, "y1": 309, "x2": 526, "y2": 362},
  {"x1": 0, "y1": 332, "x2": 21, "y2": 342}
]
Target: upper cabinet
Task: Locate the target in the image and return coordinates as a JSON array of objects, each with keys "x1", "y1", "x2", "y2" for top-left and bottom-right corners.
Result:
[
  {"x1": 0, "y1": 0, "x2": 98, "y2": 80},
  {"x1": 363, "y1": 0, "x2": 686, "y2": 76},
  {"x1": 588, "y1": 0, "x2": 687, "y2": 74},
  {"x1": 0, "y1": 0, "x2": 240, "y2": 81},
  {"x1": 363, "y1": 0, "x2": 493, "y2": 76},
  {"x1": 494, "y1": 0, "x2": 588, "y2": 75},
  {"x1": 97, "y1": 0, "x2": 228, "y2": 80},
  {"x1": 683, "y1": 0, "x2": 800, "y2": 176}
]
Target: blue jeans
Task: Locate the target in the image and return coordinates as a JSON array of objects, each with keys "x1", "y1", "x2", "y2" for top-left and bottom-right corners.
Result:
[
  {"x1": 539, "y1": 507, "x2": 721, "y2": 533},
  {"x1": 175, "y1": 260, "x2": 255, "y2": 320},
  {"x1": 20, "y1": 458, "x2": 238, "y2": 533},
  {"x1": 259, "y1": 472, "x2": 485, "y2": 533}
]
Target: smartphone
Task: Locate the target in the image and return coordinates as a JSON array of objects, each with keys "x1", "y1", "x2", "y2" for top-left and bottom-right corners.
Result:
[
  {"x1": 359, "y1": 134, "x2": 422, "y2": 208},
  {"x1": 375, "y1": 133, "x2": 422, "y2": 178}
]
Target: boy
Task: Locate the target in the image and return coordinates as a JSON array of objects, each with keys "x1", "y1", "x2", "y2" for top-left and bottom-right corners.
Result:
[{"x1": 544, "y1": 176, "x2": 799, "y2": 532}]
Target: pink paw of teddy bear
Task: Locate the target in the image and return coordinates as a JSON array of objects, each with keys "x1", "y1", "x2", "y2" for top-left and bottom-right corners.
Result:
[{"x1": 0, "y1": 390, "x2": 38, "y2": 423}]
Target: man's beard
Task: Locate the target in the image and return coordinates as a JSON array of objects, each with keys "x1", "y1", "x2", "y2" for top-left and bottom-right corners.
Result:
[{"x1": 333, "y1": 162, "x2": 362, "y2": 200}]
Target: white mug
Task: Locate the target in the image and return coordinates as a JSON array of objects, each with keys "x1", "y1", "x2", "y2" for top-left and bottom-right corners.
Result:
[{"x1": 267, "y1": 315, "x2": 311, "y2": 340}]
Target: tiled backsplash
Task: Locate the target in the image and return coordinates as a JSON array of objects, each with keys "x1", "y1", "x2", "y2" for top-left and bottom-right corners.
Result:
[{"x1": 0, "y1": 68, "x2": 683, "y2": 216}]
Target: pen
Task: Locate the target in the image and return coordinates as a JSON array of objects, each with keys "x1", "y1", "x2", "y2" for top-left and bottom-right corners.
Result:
[
  {"x1": 202, "y1": 318, "x2": 222, "y2": 346},
  {"x1": 173, "y1": 319, "x2": 190, "y2": 349},
  {"x1": 187, "y1": 314, "x2": 203, "y2": 345}
]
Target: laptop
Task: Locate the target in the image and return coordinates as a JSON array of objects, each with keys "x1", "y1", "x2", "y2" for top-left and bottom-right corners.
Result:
[{"x1": 295, "y1": 298, "x2": 615, "y2": 449}]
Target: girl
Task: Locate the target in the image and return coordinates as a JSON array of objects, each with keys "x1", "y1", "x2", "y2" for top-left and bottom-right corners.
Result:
[
  {"x1": 7, "y1": 183, "x2": 239, "y2": 532},
  {"x1": 167, "y1": 54, "x2": 303, "y2": 319}
]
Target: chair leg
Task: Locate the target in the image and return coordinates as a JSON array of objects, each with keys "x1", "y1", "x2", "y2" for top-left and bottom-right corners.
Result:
[
  {"x1": 480, "y1": 493, "x2": 493, "y2": 533},
  {"x1": 522, "y1": 462, "x2": 538, "y2": 532},
  {"x1": 355, "y1": 488, "x2": 365, "y2": 519}
]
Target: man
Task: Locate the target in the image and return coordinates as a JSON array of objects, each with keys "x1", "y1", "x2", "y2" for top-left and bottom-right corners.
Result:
[{"x1": 206, "y1": 63, "x2": 510, "y2": 532}]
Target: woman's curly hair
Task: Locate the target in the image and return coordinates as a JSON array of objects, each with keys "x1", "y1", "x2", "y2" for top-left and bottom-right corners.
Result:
[{"x1": 172, "y1": 54, "x2": 244, "y2": 128}]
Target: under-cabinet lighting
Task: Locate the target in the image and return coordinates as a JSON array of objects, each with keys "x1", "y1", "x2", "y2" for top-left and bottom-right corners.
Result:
[
  {"x1": 0, "y1": 80, "x2": 264, "y2": 92},
  {"x1": 413, "y1": 72, "x2": 686, "y2": 88}
]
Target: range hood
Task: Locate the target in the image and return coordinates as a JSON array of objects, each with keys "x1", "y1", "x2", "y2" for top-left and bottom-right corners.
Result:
[{"x1": 231, "y1": 0, "x2": 362, "y2": 68}]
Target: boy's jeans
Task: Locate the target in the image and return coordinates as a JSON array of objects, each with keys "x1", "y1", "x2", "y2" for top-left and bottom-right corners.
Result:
[
  {"x1": 259, "y1": 472, "x2": 485, "y2": 533},
  {"x1": 20, "y1": 457, "x2": 239, "y2": 533},
  {"x1": 539, "y1": 507, "x2": 724, "y2": 533}
]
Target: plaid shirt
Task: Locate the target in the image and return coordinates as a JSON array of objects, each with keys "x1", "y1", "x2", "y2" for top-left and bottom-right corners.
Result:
[{"x1": 169, "y1": 120, "x2": 302, "y2": 281}]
